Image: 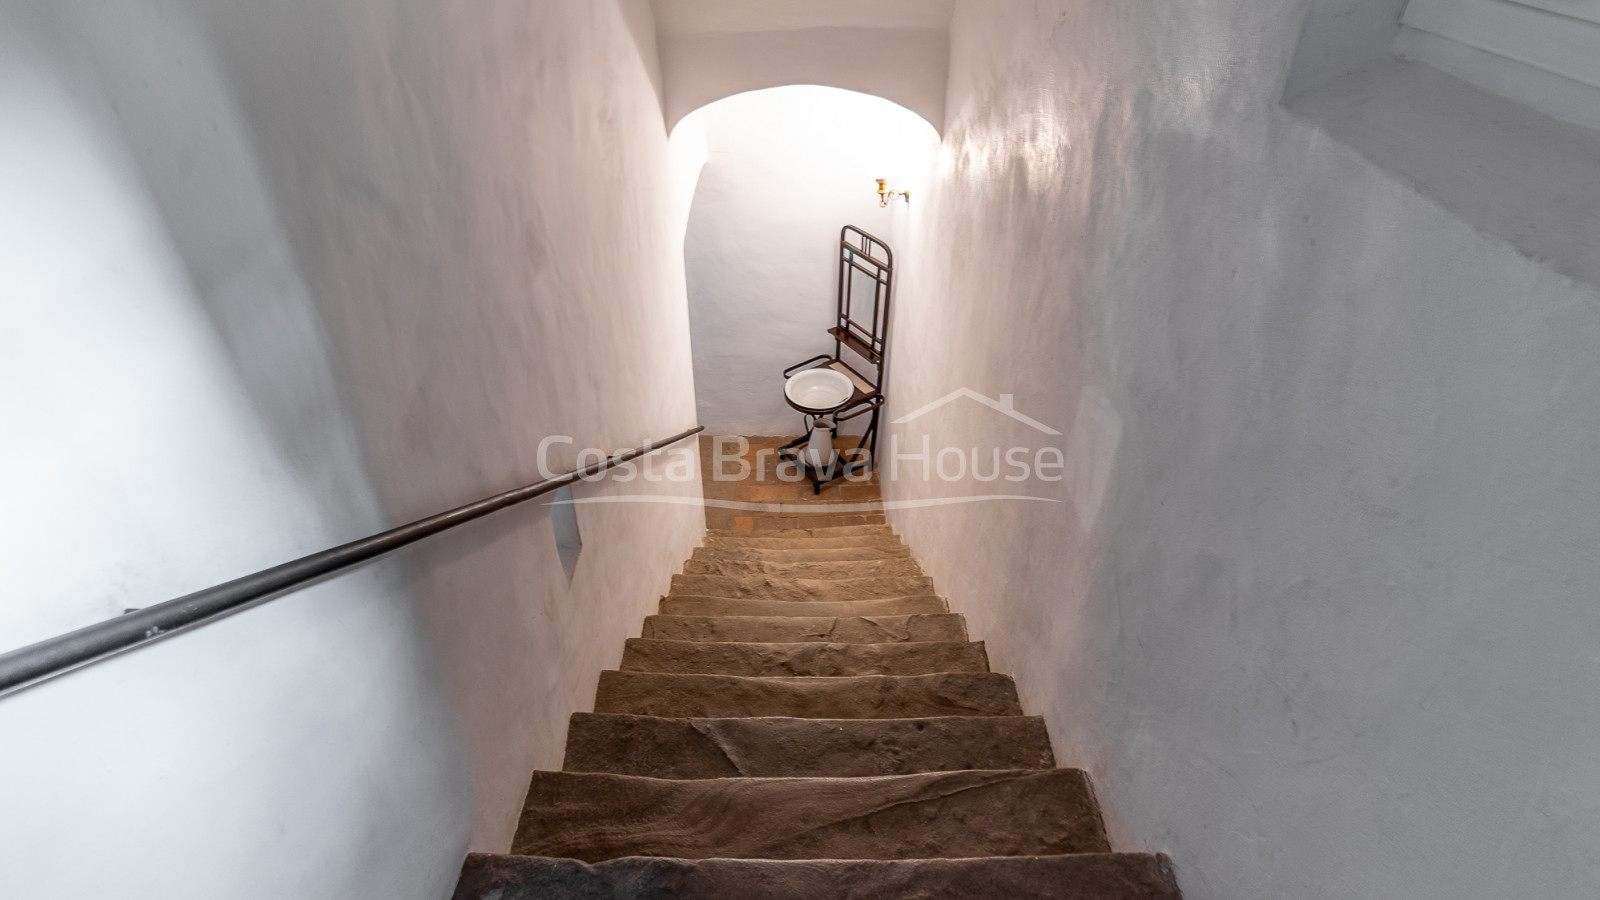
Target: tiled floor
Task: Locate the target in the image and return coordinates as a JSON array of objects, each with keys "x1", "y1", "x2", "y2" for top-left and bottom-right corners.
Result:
[{"x1": 699, "y1": 434, "x2": 886, "y2": 531}]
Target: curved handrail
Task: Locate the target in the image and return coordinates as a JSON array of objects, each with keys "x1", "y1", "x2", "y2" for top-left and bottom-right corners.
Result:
[{"x1": 0, "y1": 425, "x2": 705, "y2": 698}]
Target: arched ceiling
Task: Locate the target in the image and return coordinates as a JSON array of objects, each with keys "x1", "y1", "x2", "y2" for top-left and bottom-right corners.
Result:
[{"x1": 651, "y1": 0, "x2": 955, "y2": 134}]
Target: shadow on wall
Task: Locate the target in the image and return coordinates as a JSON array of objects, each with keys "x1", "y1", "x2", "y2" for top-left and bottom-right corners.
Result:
[
  {"x1": 676, "y1": 85, "x2": 939, "y2": 436},
  {"x1": 0, "y1": 1, "x2": 386, "y2": 652},
  {"x1": 1282, "y1": 0, "x2": 1410, "y2": 100},
  {"x1": 0, "y1": 4, "x2": 469, "y2": 900}
]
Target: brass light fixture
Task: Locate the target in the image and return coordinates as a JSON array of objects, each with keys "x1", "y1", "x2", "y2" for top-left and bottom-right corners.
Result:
[{"x1": 876, "y1": 178, "x2": 910, "y2": 207}]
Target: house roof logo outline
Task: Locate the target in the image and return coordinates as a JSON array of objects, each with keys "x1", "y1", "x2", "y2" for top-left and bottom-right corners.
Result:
[{"x1": 892, "y1": 389, "x2": 1062, "y2": 435}]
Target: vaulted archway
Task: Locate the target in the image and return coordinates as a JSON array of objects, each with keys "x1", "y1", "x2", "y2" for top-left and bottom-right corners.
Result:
[{"x1": 652, "y1": 0, "x2": 954, "y2": 134}]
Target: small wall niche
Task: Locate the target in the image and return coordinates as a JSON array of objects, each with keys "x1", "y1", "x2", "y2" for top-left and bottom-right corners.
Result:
[{"x1": 550, "y1": 484, "x2": 583, "y2": 582}]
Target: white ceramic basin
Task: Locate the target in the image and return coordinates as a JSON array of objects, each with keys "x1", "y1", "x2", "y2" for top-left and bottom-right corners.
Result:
[{"x1": 785, "y1": 368, "x2": 854, "y2": 412}]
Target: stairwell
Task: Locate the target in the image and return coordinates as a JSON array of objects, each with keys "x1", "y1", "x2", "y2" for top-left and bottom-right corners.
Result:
[{"x1": 450, "y1": 459, "x2": 1182, "y2": 899}]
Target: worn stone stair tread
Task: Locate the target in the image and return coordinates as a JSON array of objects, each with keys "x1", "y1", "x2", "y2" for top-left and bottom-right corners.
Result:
[
  {"x1": 562, "y1": 713, "x2": 1056, "y2": 778},
  {"x1": 595, "y1": 671, "x2": 1023, "y2": 718},
  {"x1": 682, "y1": 557, "x2": 926, "y2": 579},
  {"x1": 692, "y1": 545, "x2": 913, "y2": 563},
  {"x1": 670, "y1": 573, "x2": 935, "y2": 602},
  {"x1": 619, "y1": 639, "x2": 989, "y2": 676},
  {"x1": 707, "y1": 524, "x2": 894, "y2": 539},
  {"x1": 451, "y1": 508, "x2": 1184, "y2": 898},
  {"x1": 453, "y1": 852, "x2": 1182, "y2": 900},
  {"x1": 641, "y1": 614, "x2": 969, "y2": 643},
  {"x1": 659, "y1": 595, "x2": 949, "y2": 618},
  {"x1": 703, "y1": 533, "x2": 908, "y2": 551},
  {"x1": 511, "y1": 769, "x2": 1108, "y2": 861}
]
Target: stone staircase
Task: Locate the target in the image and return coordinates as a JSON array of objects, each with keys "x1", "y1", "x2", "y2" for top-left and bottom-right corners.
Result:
[{"x1": 451, "y1": 524, "x2": 1181, "y2": 899}]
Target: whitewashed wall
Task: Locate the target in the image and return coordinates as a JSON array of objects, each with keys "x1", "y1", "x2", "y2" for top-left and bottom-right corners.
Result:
[
  {"x1": 681, "y1": 87, "x2": 937, "y2": 435},
  {"x1": 0, "y1": 1, "x2": 701, "y2": 897},
  {"x1": 884, "y1": 2, "x2": 1600, "y2": 899}
]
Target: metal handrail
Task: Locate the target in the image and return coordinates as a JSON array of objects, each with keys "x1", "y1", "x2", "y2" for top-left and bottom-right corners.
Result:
[{"x1": 0, "y1": 425, "x2": 705, "y2": 698}]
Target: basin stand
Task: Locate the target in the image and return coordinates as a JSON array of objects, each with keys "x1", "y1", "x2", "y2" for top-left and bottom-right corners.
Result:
[
  {"x1": 778, "y1": 401, "x2": 882, "y2": 494},
  {"x1": 776, "y1": 226, "x2": 893, "y2": 495}
]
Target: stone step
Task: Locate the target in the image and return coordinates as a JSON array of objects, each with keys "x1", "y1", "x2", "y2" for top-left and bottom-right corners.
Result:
[
  {"x1": 510, "y1": 769, "x2": 1108, "y2": 861},
  {"x1": 703, "y1": 533, "x2": 907, "y2": 551},
  {"x1": 453, "y1": 852, "x2": 1181, "y2": 900},
  {"x1": 670, "y1": 573, "x2": 936, "y2": 602},
  {"x1": 692, "y1": 545, "x2": 913, "y2": 563},
  {"x1": 619, "y1": 639, "x2": 988, "y2": 676},
  {"x1": 641, "y1": 614, "x2": 969, "y2": 643},
  {"x1": 563, "y1": 713, "x2": 1056, "y2": 778},
  {"x1": 594, "y1": 671, "x2": 1023, "y2": 718},
  {"x1": 659, "y1": 595, "x2": 948, "y2": 618},
  {"x1": 744, "y1": 513, "x2": 889, "y2": 530},
  {"x1": 708, "y1": 524, "x2": 894, "y2": 539},
  {"x1": 682, "y1": 556, "x2": 926, "y2": 579}
]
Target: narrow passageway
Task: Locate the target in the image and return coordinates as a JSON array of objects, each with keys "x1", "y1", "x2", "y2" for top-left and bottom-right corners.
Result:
[
  {"x1": 10, "y1": 2, "x2": 1599, "y2": 898},
  {"x1": 452, "y1": 40, "x2": 1189, "y2": 894}
]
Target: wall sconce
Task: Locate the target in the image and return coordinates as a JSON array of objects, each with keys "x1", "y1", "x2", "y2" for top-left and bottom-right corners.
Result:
[{"x1": 876, "y1": 178, "x2": 910, "y2": 207}]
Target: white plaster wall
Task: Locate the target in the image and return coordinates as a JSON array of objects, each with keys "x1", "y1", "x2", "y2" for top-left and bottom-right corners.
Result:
[
  {"x1": 1402, "y1": 0, "x2": 1600, "y2": 89},
  {"x1": 187, "y1": 0, "x2": 704, "y2": 853},
  {"x1": 0, "y1": 10, "x2": 378, "y2": 652},
  {"x1": 680, "y1": 87, "x2": 937, "y2": 435},
  {"x1": 0, "y1": 5, "x2": 467, "y2": 898},
  {"x1": 1, "y1": 0, "x2": 701, "y2": 895},
  {"x1": 653, "y1": 0, "x2": 954, "y2": 132},
  {"x1": 885, "y1": 2, "x2": 1600, "y2": 898}
]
